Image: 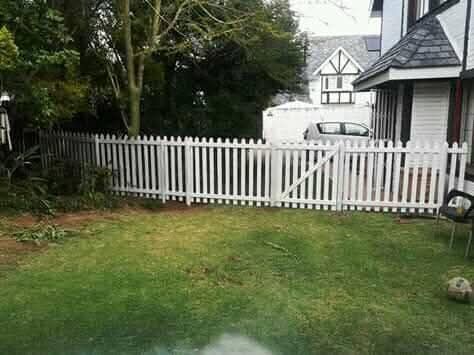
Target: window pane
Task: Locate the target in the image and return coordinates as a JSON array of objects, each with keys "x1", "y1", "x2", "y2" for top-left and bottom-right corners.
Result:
[
  {"x1": 407, "y1": 0, "x2": 418, "y2": 27},
  {"x1": 340, "y1": 93, "x2": 350, "y2": 103},
  {"x1": 329, "y1": 92, "x2": 339, "y2": 103},
  {"x1": 318, "y1": 123, "x2": 342, "y2": 134},
  {"x1": 345, "y1": 124, "x2": 369, "y2": 136},
  {"x1": 429, "y1": 0, "x2": 445, "y2": 10},
  {"x1": 364, "y1": 36, "x2": 381, "y2": 52}
]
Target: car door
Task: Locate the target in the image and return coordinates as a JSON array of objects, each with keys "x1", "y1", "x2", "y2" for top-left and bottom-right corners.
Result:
[
  {"x1": 316, "y1": 123, "x2": 344, "y2": 144},
  {"x1": 343, "y1": 123, "x2": 371, "y2": 144}
]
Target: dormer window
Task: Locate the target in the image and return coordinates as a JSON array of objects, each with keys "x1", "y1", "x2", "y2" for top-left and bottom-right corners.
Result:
[
  {"x1": 407, "y1": 0, "x2": 448, "y2": 29},
  {"x1": 429, "y1": 0, "x2": 443, "y2": 9}
]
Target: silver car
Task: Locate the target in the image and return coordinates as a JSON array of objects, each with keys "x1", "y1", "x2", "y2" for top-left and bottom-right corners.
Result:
[{"x1": 303, "y1": 122, "x2": 371, "y2": 144}]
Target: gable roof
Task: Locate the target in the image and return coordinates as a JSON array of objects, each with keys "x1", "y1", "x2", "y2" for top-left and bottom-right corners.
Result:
[
  {"x1": 313, "y1": 46, "x2": 365, "y2": 75},
  {"x1": 306, "y1": 35, "x2": 380, "y2": 80},
  {"x1": 353, "y1": 15, "x2": 460, "y2": 86}
]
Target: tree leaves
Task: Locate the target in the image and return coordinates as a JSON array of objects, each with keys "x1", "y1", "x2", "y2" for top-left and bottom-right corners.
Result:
[{"x1": 0, "y1": 26, "x2": 18, "y2": 72}]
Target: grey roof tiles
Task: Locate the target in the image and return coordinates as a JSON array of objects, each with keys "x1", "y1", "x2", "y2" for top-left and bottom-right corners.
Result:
[{"x1": 353, "y1": 15, "x2": 460, "y2": 86}]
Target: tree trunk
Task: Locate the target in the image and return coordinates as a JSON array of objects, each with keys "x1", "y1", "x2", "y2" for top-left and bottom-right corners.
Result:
[{"x1": 128, "y1": 86, "x2": 141, "y2": 137}]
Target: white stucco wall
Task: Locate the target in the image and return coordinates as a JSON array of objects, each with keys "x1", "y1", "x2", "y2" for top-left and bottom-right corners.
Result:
[
  {"x1": 263, "y1": 107, "x2": 321, "y2": 142},
  {"x1": 309, "y1": 77, "x2": 322, "y2": 105},
  {"x1": 437, "y1": 0, "x2": 468, "y2": 61},
  {"x1": 466, "y1": 0, "x2": 474, "y2": 70},
  {"x1": 410, "y1": 81, "x2": 451, "y2": 143},
  {"x1": 381, "y1": 0, "x2": 404, "y2": 55},
  {"x1": 262, "y1": 105, "x2": 372, "y2": 143}
]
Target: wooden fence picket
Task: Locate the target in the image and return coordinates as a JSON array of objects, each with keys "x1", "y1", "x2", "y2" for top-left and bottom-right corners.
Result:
[
  {"x1": 240, "y1": 138, "x2": 246, "y2": 206},
  {"x1": 217, "y1": 138, "x2": 223, "y2": 204},
  {"x1": 232, "y1": 138, "x2": 239, "y2": 205},
  {"x1": 225, "y1": 138, "x2": 231, "y2": 205}
]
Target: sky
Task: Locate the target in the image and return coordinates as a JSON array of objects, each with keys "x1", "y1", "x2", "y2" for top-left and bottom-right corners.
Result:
[{"x1": 290, "y1": 0, "x2": 381, "y2": 36}]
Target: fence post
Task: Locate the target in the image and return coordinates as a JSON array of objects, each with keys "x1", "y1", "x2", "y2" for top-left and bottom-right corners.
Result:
[
  {"x1": 437, "y1": 142, "x2": 449, "y2": 210},
  {"x1": 336, "y1": 142, "x2": 345, "y2": 211},
  {"x1": 94, "y1": 134, "x2": 100, "y2": 167},
  {"x1": 184, "y1": 137, "x2": 193, "y2": 206},
  {"x1": 38, "y1": 130, "x2": 46, "y2": 169},
  {"x1": 270, "y1": 142, "x2": 282, "y2": 207},
  {"x1": 159, "y1": 138, "x2": 166, "y2": 204}
]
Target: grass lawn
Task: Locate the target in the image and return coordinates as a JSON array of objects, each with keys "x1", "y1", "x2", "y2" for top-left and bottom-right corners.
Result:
[{"x1": 1, "y1": 206, "x2": 474, "y2": 354}]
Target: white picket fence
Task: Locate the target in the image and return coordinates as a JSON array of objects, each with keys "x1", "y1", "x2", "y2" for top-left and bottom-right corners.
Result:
[{"x1": 39, "y1": 131, "x2": 469, "y2": 214}]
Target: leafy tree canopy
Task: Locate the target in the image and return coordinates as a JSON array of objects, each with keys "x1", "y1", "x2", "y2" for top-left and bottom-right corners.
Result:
[
  {"x1": 1, "y1": 0, "x2": 305, "y2": 138},
  {"x1": 0, "y1": 0, "x2": 89, "y2": 128}
]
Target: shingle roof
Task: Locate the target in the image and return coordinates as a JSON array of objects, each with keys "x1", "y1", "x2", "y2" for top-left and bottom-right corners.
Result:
[
  {"x1": 353, "y1": 15, "x2": 460, "y2": 86},
  {"x1": 306, "y1": 35, "x2": 380, "y2": 79}
]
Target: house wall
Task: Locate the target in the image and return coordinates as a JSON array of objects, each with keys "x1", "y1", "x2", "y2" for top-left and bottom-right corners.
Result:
[
  {"x1": 263, "y1": 109, "x2": 319, "y2": 142},
  {"x1": 466, "y1": 0, "x2": 474, "y2": 70},
  {"x1": 381, "y1": 0, "x2": 404, "y2": 55},
  {"x1": 309, "y1": 77, "x2": 322, "y2": 105},
  {"x1": 262, "y1": 106, "x2": 372, "y2": 143},
  {"x1": 309, "y1": 77, "x2": 374, "y2": 107},
  {"x1": 410, "y1": 81, "x2": 451, "y2": 142},
  {"x1": 437, "y1": 0, "x2": 468, "y2": 60}
]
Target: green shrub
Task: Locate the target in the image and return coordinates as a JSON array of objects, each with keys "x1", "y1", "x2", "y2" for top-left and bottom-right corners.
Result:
[
  {"x1": 45, "y1": 160, "x2": 112, "y2": 196},
  {"x1": 0, "y1": 152, "x2": 117, "y2": 215},
  {"x1": 0, "y1": 177, "x2": 53, "y2": 215},
  {"x1": 52, "y1": 193, "x2": 120, "y2": 213}
]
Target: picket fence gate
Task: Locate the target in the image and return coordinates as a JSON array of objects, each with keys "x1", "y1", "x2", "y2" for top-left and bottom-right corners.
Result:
[{"x1": 39, "y1": 131, "x2": 469, "y2": 214}]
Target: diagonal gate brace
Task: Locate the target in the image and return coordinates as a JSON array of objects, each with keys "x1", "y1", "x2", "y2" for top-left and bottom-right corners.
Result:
[{"x1": 279, "y1": 149, "x2": 338, "y2": 201}]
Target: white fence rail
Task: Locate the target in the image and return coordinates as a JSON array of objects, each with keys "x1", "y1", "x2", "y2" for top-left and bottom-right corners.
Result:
[{"x1": 39, "y1": 131, "x2": 469, "y2": 213}]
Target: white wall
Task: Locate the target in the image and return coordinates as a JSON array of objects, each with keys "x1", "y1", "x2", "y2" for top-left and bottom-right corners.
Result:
[
  {"x1": 381, "y1": 0, "x2": 404, "y2": 55},
  {"x1": 262, "y1": 106, "x2": 372, "y2": 143},
  {"x1": 263, "y1": 109, "x2": 320, "y2": 142},
  {"x1": 317, "y1": 105, "x2": 372, "y2": 127},
  {"x1": 410, "y1": 81, "x2": 451, "y2": 143},
  {"x1": 309, "y1": 77, "x2": 322, "y2": 105},
  {"x1": 437, "y1": 0, "x2": 467, "y2": 60},
  {"x1": 355, "y1": 91, "x2": 375, "y2": 106},
  {"x1": 467, "y1": 0, "x2": 474, "y2": 70}
]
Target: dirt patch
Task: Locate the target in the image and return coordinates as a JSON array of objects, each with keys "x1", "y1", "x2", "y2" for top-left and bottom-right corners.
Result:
[
  {"x1": 0, "y1": 239, "x2": 46, "y2": 272},
  {"x1": 9, "y1": 201, "x2": 204, "y2": 229},
  {"x1": 51, "y1": 210, "x2": 124, "y2": 227},
  {"x1": 11, "y1": 214, "x2": 41, "y2": 228},
  {"x1": 9, "y1": 210, "x2": 123, "y2": 228},
  {"x1": 156, "y1": 200, "x2": 206, "y2": 213}
]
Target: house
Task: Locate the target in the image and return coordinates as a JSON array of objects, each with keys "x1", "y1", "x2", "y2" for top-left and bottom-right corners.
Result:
[
  {"x1": 263, "y1": 35, "x2": 381, "y2": 142},
  {"x1": 353, "y1": 0, "x2": 474, "y2": 189},
  {"x1": 307, "y1": 35, "x2": 380, "y2": 109}
]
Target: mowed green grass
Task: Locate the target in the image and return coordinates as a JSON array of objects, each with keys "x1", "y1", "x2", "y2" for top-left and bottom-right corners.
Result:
[{"x1": 1, "y1": 207, "x2": 474, "y2": 354}]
